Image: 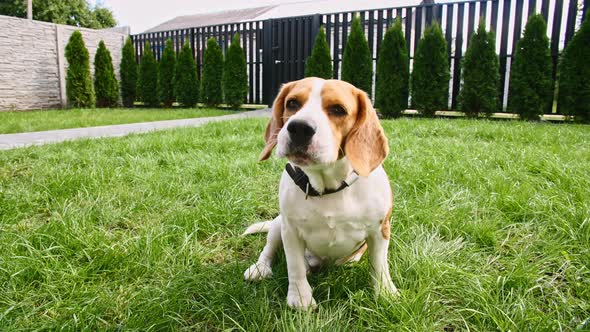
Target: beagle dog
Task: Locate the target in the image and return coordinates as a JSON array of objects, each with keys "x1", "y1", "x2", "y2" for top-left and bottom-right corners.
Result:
[{"x1": 243, "y1": 77, "x2": 398, "y2": 309}]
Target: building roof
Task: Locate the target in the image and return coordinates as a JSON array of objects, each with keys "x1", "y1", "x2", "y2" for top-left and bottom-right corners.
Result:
[
  {"x1": 143, "y1": 0, "x2": 422, "y2": 33},
  {"x1": 143, "y1": 6, "x2": 275, "y2": 33}
]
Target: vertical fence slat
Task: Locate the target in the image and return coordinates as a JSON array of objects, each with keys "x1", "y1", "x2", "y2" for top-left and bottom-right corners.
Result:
[
  {"x1": 325, "y1": 15, "x2": 332, "y2": 58},
  {"x1": 256, "y1": 21, "x2": 261, "y2": 104},
  {"x1": 550, "y1": 0, "x2": 564, "y2": 113},
  {"x1": 288, "y1": 18, "x2": 300, "y2": 81},
  {"x1": 452, "y1": 3, "x2": 465, "y2": 110},
  {"x1": 512, "y1": 0, "x2": 525, "y2": 51},
  {"x1": 435, "y1": 4, "x2": 443, "y2": 23},
  {"x1": 133, "y1": 35, "x2": 139, "y2": 63},
  {"x1": 225, "y1": 25, "x2": 229, "y2": 53},
  {"x1": 550, "y1": 0, "x2": 565, "y2": 64},
  {"x1": 414, "y1": 5, "x2": 423, "y2": 54},
  {"x1": 195, "y1": 29, "x2": 201, "y2": 80},
  {"x1": 247, "y1": 23, "x2": 253, "y2": 103},
  {"x1": 541, "y1": 0, "x2": 550, "y2": 21},
  {"x1": 499, "y1": 0, "x2": 512, "y2": 110},
  {"x1": 376, "y1": 10, "x2": 384, "y2": 58},
  {"x1": 467, "y1": 1, "x2": 476, "y2": 46},
  {"x1": 480, "y1": 1, "x2": 488, "y2": 23},
  {"x1": 333, "y1": 14, "x2": 340, "y2": 78},
  {"x1": 262, "y1": 20, "x2": 272, "y2": 105},
  {"x1": 154, "y1": 32, "x2": 159, "y2": 61},
  {"x1": 405, "y1": 7, "x2": 412, "y2": 55},
  {"x1": 282, "y1": 20, "x2": 288, "y2": 84},
  {"x1": 527, "y1": 0, "x2": 537, "y2": 16},
  {"x1": 445, "y1": 3, "x2": 454, "y2": 60},
  {"x1": 159, "y1": 31, "x2": 164, "y2": 60},
  {"x1": 241, "y1": 23, "x2": 247, "y2": 54},
  {"x1": 491, "y1": 0, "x2": 500, "y2": 32},
  {"x1": 368, "y1": 10, "x2": 375, "y2": 57},
  {"x1": 342, "y1": 12, "x2": 350, "y2": 57},
  {"x1": 564, "y1": 0, "x2": 578, "y2": 48}
]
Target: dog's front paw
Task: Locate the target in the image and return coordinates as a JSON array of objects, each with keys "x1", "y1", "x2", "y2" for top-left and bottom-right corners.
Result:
[
  {"x1": 287, "y1": 283, "x2": 317, "y2": 310},
  {"x1": 375, "y1": 279, "x2": 399, "y2": 298},
  {"x1": 244, "y1": 262, "x2": 273, "y2": 281}
]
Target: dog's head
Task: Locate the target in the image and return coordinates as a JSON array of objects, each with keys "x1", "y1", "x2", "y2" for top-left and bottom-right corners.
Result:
[{"x1": 259, "y1": 77, "x2": 388, "y2": 176}]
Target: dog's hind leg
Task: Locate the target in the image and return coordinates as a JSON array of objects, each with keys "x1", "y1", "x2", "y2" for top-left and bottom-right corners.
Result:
[{"x1": 244, "y1": 215, "x2": 282, "y2": 281}]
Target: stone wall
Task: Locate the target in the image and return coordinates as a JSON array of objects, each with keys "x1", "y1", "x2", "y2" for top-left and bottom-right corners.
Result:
[{"x1": 0, "y1": 15, "x2": 128, "y2": 111}]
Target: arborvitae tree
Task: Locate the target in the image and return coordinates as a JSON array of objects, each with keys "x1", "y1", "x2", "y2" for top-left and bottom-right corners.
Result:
[
  {"x1": 94, "y1": 40, "x2": 119, "y2": 107},
  {"x1": 65, "y1": 30, "x2": 94, "y2": 107},
  {"x1": 223, "y1": 34, "x2": 248, "y2": 108},
  {"x1": 459, "y1": 22, "x2": 500, "y2": 117},
  {"x1": 411, "y1": 23, "x2": 450, "y2": 116},
  {"x1": 202, "y1": 38, "x2": 224, "y2": 107},
  {"x1": 137, "y1": 41, "x2": 159, "y2": 107},
  {"x1": 341, "y1": 15, "x2": 373, "y2": 96},
  {"x1": 558, "y1": 16, "x2": 590, "y2": 123},
  {"x1": 120, "y1": 37, "x2": 138, "y2": 107},
  {"x1": 159, "y1": 39, "x2": 176, "y2": 108},
  {"x1": 305, "y1": 26, "x2": 332, "y2": 79},
  {"x1": 175, "y1": 41, "x2": 199, "y2": 107},
  {"x1": 375, "y1": 19, "x2": 409, "y2": 118},
  {"x1": 508, "y1": 14, "x2": 552, "y2": 120}
]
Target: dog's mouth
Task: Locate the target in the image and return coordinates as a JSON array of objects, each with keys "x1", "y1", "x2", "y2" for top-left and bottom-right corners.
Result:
[{"x1": 286, "y1": 152, "x2": 314, "y2": 166}]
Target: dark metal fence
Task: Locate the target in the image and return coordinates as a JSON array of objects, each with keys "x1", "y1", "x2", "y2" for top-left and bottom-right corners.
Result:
[
  {"x1": 132, "y1": 0, "x2": 586, "y2": 112},
  {"x1": 133, "y1": 21, "x2": 266, "y2": 104}
]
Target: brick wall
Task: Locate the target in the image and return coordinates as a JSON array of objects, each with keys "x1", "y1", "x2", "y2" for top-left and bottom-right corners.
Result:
[{"x1": 0, "y1": 15, "x2": 128, "y2": 111}]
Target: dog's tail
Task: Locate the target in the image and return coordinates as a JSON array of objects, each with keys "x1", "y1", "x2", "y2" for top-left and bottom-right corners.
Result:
[{"x1": 242, "y1": 218, "x2": 276, "y2": 235}]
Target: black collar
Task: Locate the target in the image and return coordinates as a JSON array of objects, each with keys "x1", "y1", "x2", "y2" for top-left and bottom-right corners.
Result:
[{"x1": 285, "y1": 163, "x2": 359, "y2": 199}]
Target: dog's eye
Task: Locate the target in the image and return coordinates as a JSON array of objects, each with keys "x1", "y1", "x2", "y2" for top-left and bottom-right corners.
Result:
[
  {"x1": 286, "y1": 99, "x2": 301, "y2": 112},
  {"x1": 327, "y1": 105, "x2": 347, "y2": 117}
]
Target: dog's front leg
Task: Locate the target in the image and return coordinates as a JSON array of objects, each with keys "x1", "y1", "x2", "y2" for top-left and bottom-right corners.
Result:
[
  {"x1": 367, "y1": 229, "x2": 398, "y2": 297},
  {"x1": 282, "y1": 220, "x2": 317, "y2": 310}
]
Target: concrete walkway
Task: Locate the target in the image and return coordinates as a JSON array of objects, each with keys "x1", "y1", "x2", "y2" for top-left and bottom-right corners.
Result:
[{"x1": 0, "y1": 108, "x2": 271, "y2": 150}]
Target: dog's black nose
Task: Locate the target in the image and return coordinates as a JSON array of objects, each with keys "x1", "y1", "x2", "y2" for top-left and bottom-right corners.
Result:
[{"x1": 287, "y1": 120, "x2": 316, "y2": 146}]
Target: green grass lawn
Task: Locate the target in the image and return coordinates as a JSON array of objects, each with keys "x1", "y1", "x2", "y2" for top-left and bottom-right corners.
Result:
[
  {"x1": 0, "y1": 108, "x2": 234, "y2": 134},
  {"x1": 0, "y1": 118, "x2": 588, "y2": 330}
]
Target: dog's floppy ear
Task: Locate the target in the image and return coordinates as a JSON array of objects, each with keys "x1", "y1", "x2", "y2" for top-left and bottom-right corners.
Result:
[
  {"x1": 344, "y1": 89, "x2": 389, "y2": 176},
  {"x1": 259, "y1": 82, "x2": 294, "y2": 161}
]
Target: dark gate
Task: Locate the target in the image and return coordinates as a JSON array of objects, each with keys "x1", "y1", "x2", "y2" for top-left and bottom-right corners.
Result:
[{"x1": 262, "y1": 14, "x2": 321, "y2": 105}]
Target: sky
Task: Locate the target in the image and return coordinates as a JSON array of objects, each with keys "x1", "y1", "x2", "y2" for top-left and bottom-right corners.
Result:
[{"x1": 91, "y1": 0, "x2": 306, "y2": 34}]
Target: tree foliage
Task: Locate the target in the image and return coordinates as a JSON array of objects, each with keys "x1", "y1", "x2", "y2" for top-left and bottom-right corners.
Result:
[
  {"x1": 508, "y1": 14, "x2": 552, "y2": 120},
  {"x1": 558, "y1": 16, "x2": 590, "y2": 123},
  {"x1": 411, "y1": 23, "x2": 450, "y2": 116},
  {"x1": 65, "y1": 30, "x2": 94, "y2": 108},
  {"x1": 137, "y1": 42, "x2": 159, "y2": 107},
  {"x1": 202, "y1": 38, "x2": 224, "y2": 107},
  {"x1": 375, "y1": 19, "x2": 409, "y2": 118},
  {"x1": 175, "y1": 41, "x2": 199, "y2": 107},
  {"x1": 341, "y1": 15, "x2": 373, "y2": 96},
  {"x1": 305, "y1": 26, "x2": 332, "y2": 79},
  {"x1": 159, "y1": 39, "x2": 176, "y2": 108},
  {"x1": 459, "y1": 22, "x2": 500, "y2": 117},
  {"x1": 94, "y1": 40, "x2": 119, "y2": 107},
  {"x1": 0, "y1": 0, "x2": 116, "y2": 28},
  {"x1": 223, "y1": 34, "x2": 248, "y2": 108},
  {"x1": 120, "y1": 37, "x2": 138, "y2": 108}
]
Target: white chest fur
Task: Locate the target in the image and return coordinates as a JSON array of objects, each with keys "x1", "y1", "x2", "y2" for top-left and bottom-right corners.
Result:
[{"x1": 279, "y1": 165, "x2": 392, "y2": 261}]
